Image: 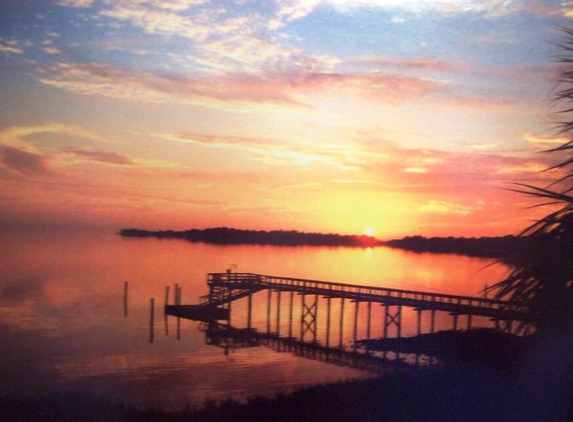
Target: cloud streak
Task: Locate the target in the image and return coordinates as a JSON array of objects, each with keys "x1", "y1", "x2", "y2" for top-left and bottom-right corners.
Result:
[
  {"x1": 61, "y1": 149, "x2": 136, "y2": 166},
  {"x1": 0, "y1": 124, "x2": 139, "y2": 175},
  {"x1": 38, "y1": 61, "x2": 454, "y2": 109}
]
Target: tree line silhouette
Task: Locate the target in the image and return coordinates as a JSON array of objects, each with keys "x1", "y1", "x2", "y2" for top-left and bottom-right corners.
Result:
[
  {"x1": 120, "y1": 227, "x2": 379, "y2": 247},
  {"x1": 383, "y1": 235, "x2": 528, "y2": 261}
]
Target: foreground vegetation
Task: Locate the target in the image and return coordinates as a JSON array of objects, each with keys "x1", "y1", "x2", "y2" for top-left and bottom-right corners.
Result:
[{"x1": 491, "y1": 28, "x2": 573, "y2": 335}]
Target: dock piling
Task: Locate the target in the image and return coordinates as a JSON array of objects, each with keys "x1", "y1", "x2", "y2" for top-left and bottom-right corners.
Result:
[
  {"x1": 150, "y1": 298, "x2": 155, "y2": 343},
  {"x1": 123, "y1": 281, "x2": 128, "y2": 317}
]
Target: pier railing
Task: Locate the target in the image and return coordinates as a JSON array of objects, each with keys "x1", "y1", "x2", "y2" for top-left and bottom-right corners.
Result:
[{"x1": 206, "y1": 272, "x2": 529, "y2": 321}]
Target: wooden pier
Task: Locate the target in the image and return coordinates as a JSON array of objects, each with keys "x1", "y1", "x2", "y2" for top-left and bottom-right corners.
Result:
[{"x1": 165, "y1": 272, "x2": 531, "y2": 355}]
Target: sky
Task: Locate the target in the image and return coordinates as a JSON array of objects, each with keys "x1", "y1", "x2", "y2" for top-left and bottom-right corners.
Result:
[{"x1": 0, "y1": 0, "x2": 572, "y2": 238}]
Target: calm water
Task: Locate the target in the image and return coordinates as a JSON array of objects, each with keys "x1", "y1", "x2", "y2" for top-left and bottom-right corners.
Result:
[{"x1": 0, "y1": 229, "x2": 507, "y2": 410}]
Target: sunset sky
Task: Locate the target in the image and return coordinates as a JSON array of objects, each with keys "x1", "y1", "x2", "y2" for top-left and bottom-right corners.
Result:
[{"x1": 1, "y1": 0, "x2": 572, "y2": 238}]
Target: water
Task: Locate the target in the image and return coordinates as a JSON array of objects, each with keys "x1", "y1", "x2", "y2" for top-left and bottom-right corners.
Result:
[{"x1": 0, "y1": 229, "x2": 507, "y2": 410}]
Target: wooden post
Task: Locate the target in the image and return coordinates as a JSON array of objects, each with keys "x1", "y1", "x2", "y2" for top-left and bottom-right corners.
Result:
[
  {"x1": 397, "y1": 305, "x2": 402, "y2": 339},
  {"x1": 300, "y1": 293, "x2": 305, "y2": 341},
  {"x1": 453, "y1": 313, "x2": 458, "y2": 330},
  {"x1": 227, "y1": 287, "x2": 232, "y2": 327},
  {"x1": 164, "y1": 286, "x2": 170, "y2": 336},
  {"x1": 366, "y1": 301, "x2": 372, "y2": 353},
  {"x1": 288, "y1": 291, "x2": 294, "y2": 339},
  {"x1": 276, "y1": 290, "x2": 281, "y2": 336},
  {"x1": 267, "y1": 289, "x2": 272, "y2": 334},
  {"x1": 467, "y1": 314, "x2": 472, "y2": 330},
  {"x1": 123, "y1": 281, "x2": 128, "y2": 317},
  {"x1": 313, "y1": 294, "x2": 318, "y2": 345},
  {"x1": 176, "y1": 285, "x2": 181, "y2": 340},
  {"x1": 417, "y1": 309, "x2": 422, "y2": 336},
  {"x1": 247, "y1": 292, "x2": 252, "y2": 331},
  {"x1": 150, "y1": 298, "x2": 155, "y2": 343},
  {"x1": 326, "y1": 296, "x2": 331, "y2": 348},
  {"x1": 383, "y1": 304, "x2": 389, "y2": 339},
  {"x1": 430, "y1": 309, "x2": 436, "y2": 334},
  {"x1": 339, "y1": 297, "x2": 345, "y2": 349},
  {"x1": 353, "y1": 300, "x2": 359, "y2": 353}
]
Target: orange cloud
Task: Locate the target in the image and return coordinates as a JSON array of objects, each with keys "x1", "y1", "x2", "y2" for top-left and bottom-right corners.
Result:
[
  {"x1": 351, "y1": 55, "x2": 465, "y2": 73},
  {"x1": 419, "y1": 200, "x2": 475, "y2": 216}
]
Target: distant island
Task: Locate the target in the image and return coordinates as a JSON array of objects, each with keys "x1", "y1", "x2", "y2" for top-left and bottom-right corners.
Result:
[
  {"x1": 119, "y1": 227, "x2": 380, "y2": 247},
  {"x1": 119, "y1": 227, "x2": 527, "y2": 259}
]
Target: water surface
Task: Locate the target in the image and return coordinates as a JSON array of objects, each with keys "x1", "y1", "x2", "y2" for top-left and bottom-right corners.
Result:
[{"x1": 0, "y1": 229, "x2": 507, "y2": 410}]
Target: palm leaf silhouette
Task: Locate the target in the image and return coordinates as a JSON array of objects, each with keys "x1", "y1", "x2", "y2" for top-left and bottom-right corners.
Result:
[{"x1": 492, "y1": 28, "x2": 573, "y2": 334}]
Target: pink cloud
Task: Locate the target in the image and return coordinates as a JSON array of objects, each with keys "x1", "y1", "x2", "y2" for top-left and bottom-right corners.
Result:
[
  {"x1": 62, "y1": 149, "x2": 136, "y2": 166},
  {"x1": 38, "y1": 61, "x2": 450, "y2": 109},
  {"x1": 0, "y1": 145, "x2": 52, "y2": 176},
  {"x1": 351, "y1": 55, "x2": 465, "y2": 73}
]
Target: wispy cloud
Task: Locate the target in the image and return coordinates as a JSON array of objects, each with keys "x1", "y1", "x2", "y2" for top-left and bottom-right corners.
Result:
[
  {"x1": 155, "y1": 131, "x2": 360, "y2": 168},
  {"x1": 323, "y1": 0, "x2": 523, "y2": 17},
  {"x1": 37, "y1": 61, "x2": 450, "y2": 109},
  {"x1": 37, "y1": 62, "x2": 304, "y2": 107},
  {"x1": 0, "y1": 124, "x2": 103, "y2": 151},
  {"x1": 56, "y1": 0, "x2": 94, "y2": 8},
  {"x1": 43, "y1": 46, "x2": 63, "y2": 55},
  {"x1": 0, "y1": 124, "x2": 131, "y2": 175},
  {"x1": 419, "y1": 200, "x2": 475, "y2": 216},
  {"x1": 77, "y1": 0, "x2": 333, "y2": 75},
  {"x1": 0, "y1": 44, "x2": 23, "y2": 54},
  {"x1": 61, "y1": 149, "x2": 136, "y2": 166},
  {"x1": 523, "y1": 133, "x2": 569, "y2": 149},
  {"x1": 351, "y1": 56, "x2": 465, "y2": 73}
]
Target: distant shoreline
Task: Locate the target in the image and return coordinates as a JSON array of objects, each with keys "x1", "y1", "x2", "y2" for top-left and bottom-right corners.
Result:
[
  {"x1": 119, "y1": 227, "x2": 380, "y2": 247},
  {"x1": 383, "y1": 235, "x2": 524, "y2": 260},
  {"x1": 119, "y1": 227, "x2": 523, "y2": 259}
]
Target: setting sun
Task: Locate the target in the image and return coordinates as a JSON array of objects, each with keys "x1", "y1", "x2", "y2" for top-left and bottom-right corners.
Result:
[{"x1": 364, "y1": 227, "x2": 374, "y2": 236}]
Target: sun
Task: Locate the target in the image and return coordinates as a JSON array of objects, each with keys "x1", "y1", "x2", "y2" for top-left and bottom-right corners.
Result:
[{"x1": 364, "y1": 227, "x2": 374, "y2": 236}]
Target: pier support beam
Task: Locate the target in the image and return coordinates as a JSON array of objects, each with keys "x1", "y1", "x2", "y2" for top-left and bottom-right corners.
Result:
[
  {"x1": 276, "y1": 290, "x2": 281, "y2": 336},
  {"x1": 366, "y1": 301, "x2": 372, "y2": 353},
  {"x1": 339, "y1": 298, "x2": 345, "y2": 349},
  {"x1": 353, "y1": 300, "x2": 359, "y2": 353},
  {"x1": 227, "y1": 287, "x2": 232, "y2": 327},
  {"x1": 326, "y1": 296, "x2": 331, "y2": 348},
  {"x1": 124, "y1": 281, "x2": 129, "y2": 317},
  {"x1": 383, "y1": 304, "x2": 402, "y2": 339},
  {"x1": 164, "y1": 285, "x2": 170, "y2": 335},
  {"x1": 150, "y1": 298, "x2": 155, "y2": 343},
  {"x1": 300, "y1": 294, "x2": 317, "y2": 343},
  {"x1": 247, "y1": 292, "x2": 253, "y2": 331},
  {"x1": 430, "y1": 309, "x2": 436, "y2": 334},
  {"x1": 289, "y1": 291, "x2": 294, "y2": 338},
  {"x1": 267, "y1": 289, "x2": 272, "y2": 334}
]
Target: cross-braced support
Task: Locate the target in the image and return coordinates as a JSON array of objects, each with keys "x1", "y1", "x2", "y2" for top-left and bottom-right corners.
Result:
[
  {"x1": 300, "y1": 293, "x2": 318, "y2": 343},
  {"x1": 383, "y1": 304, "x2": 402, "y2": 339}
]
